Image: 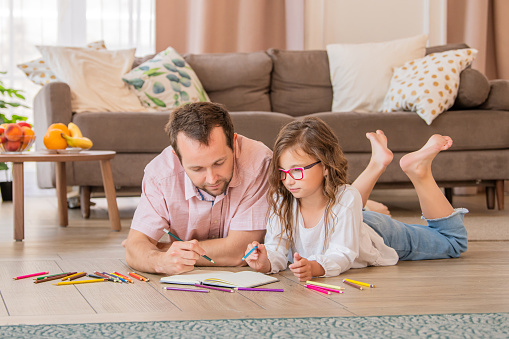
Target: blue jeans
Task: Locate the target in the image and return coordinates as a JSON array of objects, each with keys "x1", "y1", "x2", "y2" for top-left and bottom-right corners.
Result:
[{"x1": 362, "y1": 208, "x2": 468, "y2": 260}]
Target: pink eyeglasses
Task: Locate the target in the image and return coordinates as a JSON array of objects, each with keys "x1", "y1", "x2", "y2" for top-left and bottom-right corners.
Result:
[{"x1": 279, "y1": 161, "x2": 321, "y2": 180}]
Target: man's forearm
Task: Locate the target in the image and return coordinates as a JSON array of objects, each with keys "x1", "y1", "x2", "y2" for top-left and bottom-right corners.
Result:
[{"x1": 126, "y1": 240, "x2": 165, "y2": 274}]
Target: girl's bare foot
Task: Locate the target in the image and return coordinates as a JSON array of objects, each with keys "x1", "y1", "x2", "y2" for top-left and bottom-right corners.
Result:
[
  {"x1": 366, "y1": 130, "x2": 393, "y2": 172},
  {"x1": 400, "y1": 134, "x2": 453, "y2": 180}
]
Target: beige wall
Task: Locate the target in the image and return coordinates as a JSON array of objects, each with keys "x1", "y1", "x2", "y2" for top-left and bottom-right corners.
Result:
[{"x1": 304, "y1": 0, "x2": 447, "y2": 49}]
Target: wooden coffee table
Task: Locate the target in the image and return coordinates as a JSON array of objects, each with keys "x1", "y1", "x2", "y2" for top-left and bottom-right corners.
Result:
[{"x1": 0, "y1": 150, "x2": 120, "y2": 241}]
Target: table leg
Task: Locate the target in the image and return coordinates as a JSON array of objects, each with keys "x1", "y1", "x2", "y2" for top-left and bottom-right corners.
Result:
[
  {"x1": 99, "y1": 159, "x2": 121, "y2": 231},
  {"x1": 12, "y1": 163, "x2": 24, "y2": 241},
  {"x1": 55, "y1": 162, "x2": 68, "y2": 226}
]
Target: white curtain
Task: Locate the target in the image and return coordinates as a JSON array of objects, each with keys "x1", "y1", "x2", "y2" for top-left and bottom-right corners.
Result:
[{"x1": 0, "y1": 0, "x2": 155, "y2": 122}]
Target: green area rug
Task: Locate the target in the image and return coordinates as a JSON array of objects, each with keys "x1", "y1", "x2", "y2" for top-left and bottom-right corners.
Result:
[{"x1": 1, "y1": 313, "x2": 508, "y2": 338}]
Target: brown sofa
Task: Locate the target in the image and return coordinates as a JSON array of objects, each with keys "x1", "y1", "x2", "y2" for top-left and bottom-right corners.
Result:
[{"x1": 34, "y1": 43, "x2": 509, "y2": 217}]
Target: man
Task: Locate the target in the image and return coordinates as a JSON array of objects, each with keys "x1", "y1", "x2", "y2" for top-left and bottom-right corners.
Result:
[{"x1": 125, "y1": 102, "x2": 270, "y2": 275}]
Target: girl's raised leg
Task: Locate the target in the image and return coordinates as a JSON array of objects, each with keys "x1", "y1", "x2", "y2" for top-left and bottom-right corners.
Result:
[
  {"x1": 399, "y1": 134, "x2": 455, "y2": 219},
  {"x1": 352, "y1": 130, "x2": 393, "y2": 211}
]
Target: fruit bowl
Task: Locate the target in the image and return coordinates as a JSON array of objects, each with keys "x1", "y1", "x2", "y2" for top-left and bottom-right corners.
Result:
[{"x1": 0, "y1": 135, "x2": 36, "y2": 154}]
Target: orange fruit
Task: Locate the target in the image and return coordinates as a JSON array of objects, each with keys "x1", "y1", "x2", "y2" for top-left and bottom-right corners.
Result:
[
  {"x1": 21, "y1": 126, "x2": 35, "y2": 150},
  {"x1": 47, "y1": 123, "x2": 70, "y2": 137},
  {"x1": 43, "y1": 128, "x2": 67, "y2": 149}
]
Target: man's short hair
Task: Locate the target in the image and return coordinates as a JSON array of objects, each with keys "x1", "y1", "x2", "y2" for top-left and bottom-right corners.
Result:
[{"x1": 165, "y1": 102, "x2": 235, "y2": 160}]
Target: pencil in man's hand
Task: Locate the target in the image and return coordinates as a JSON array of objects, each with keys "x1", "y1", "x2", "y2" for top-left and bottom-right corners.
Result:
[{"x1": 163, "y1": 229, "x2": 215, "y2": 263}]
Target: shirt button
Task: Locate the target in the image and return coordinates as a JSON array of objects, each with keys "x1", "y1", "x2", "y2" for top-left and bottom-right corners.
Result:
[
  {"x1": 211, "y1": 235, "x2": 217, "y2": 239},
  {"x1": 213, "y1": 220, "x2": 218, "y2": 224}
]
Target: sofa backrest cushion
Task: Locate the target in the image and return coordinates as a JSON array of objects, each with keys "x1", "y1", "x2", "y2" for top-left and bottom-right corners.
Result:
[
  {"x1": 184, "y1": 51, "x2": 272, "y2": 112},
  {"x1": 267, "y1": 49, "x2": 333, "y2": 116},
  {"x1": 425, "y1": 43, "x2": 469, "y2": 55}
]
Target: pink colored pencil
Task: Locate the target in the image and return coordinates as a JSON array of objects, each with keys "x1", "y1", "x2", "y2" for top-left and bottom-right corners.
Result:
[
  {"x1": 13, "y1": 271, "x2": 49, "y2": 280},
  {"x1": 305, "y1": 284, "x2": 331, "y2": 295},
  {"x1": 195, "y1": 284, "x2": 235, "y2": 293},
  {"x1": 309, "y1": 285, "x2": 344, "y2": 294}
]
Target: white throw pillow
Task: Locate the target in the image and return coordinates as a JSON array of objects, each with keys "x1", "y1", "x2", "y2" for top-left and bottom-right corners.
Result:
[
  {"x1": 382, "y1": 48, "x2": 478, "y2": 125},
  {"x1": 326, "y1": 34, "x2": 428, "y2": 113},
  {"x1": 36, "y1": 46, "x2": 146, "y2": 113},
  {"x1": 17, "y1": 41, "x2": 107, "y2": 86},
  {"x1": 122, "y1": 47, "x2": 209, "y2": 111}
]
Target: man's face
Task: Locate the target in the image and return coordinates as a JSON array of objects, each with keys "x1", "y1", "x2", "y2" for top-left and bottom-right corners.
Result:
[{"x1": 177, "y1": 127, "x2": 235, "y2": 197}]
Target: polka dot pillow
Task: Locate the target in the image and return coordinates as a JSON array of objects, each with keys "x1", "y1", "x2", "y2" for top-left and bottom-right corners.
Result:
[
  {"x1": 382, "y1": 48, "x2": 478, "y2": 125},
  {"x1": 17, "y1": 41, "x2": 106, "y2": 86}
]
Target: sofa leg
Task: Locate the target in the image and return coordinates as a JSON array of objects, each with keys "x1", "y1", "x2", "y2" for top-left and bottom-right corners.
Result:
[
  {"x1": 80, "y1": 186, "x2": 91, "y2": 219},
  {"x1": 496, "y1": 180, "x2": 505, "y2": 210},
  {"x1": 486, "y1": 186, "x2": 495, "y2": 210},
  {"x1": 444, "y1": 187, "x2": 453, "y2": 205}
]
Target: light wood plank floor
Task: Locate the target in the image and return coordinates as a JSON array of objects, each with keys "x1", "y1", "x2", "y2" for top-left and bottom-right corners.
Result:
[{"x1": 0, "y1": 178, "x2": 508, "y2": 326}]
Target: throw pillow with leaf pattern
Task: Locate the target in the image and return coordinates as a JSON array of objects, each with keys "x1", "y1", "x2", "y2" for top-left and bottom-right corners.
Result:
[{"x1": 123, "y1": 47, "x2": 209, "y2": 110}]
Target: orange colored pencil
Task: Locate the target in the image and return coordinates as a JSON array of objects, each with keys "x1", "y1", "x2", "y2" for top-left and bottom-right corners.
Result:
[{"x1": 128, "y1": 272, "x2": 149, "y2": 282}]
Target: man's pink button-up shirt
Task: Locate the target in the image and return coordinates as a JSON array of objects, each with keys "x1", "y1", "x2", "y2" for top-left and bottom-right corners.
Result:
[{"x1": 130, "y1": 135, "x2": 272, "y2": 241}]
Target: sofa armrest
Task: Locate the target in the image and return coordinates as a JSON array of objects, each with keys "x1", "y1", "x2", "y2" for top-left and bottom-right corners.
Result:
[
  {"x1": 479, "y1": 80, "x2": 509, "y2": 111},
  {"x1": 33, "y1": 82, "x2": 73, "y2": 143}
]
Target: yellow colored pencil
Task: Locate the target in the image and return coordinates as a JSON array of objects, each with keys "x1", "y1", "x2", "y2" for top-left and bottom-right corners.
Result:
[
  {"x1": 53, "y1": 279, "x2": 107, "y2": 286},
  {"x1": 306, "y1": 281, "x2": 345, "y2": 290},
  {"x1": 343, "y1": 278, "x2": 375, "y2": 288},
  {"x1": 62, "y1": 272, "x2": 85, "y2": 281}
]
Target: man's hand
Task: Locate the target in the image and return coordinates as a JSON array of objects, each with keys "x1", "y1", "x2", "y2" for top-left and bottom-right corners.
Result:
[
  {"x1": 288, "y1": 252, "x2": 324, "y2": 282},
  {"x1": 125, "y1": 229, "x2": 208, "y2": 275},
  {"x1": 244, "y1": 241, "x2": 271, "y2": 273},
  {"x1": 156, "y1": 239, "x2": 207, "y2": 275}
]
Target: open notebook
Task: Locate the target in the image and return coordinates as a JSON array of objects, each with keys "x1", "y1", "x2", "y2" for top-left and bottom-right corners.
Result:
[{"x1": 160, "y1": 270, "x2": 279, "y2": 288}]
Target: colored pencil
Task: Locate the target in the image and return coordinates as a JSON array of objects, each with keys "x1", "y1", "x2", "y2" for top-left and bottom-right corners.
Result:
[
  {"x1": 163, "y1": 286, "x2": 210, "y2": 293},
  {"x1": 306, "y1": 281, "x2": 345, "y2": 290},
  {"x1": 34, "y1": 273, "x2": 75, "y2": 284},
  {"x1": 163, "y1": 229, "x2": 215, "y2": 263},
  {"x1": 343, "y1": 278, "x2": 375, "y2": 288},
  {"x1": 114, "y1": 272, "x2": 134, "y2": 283},
  {"x1": 68, "y1": 272, "x2": 87, "y2": 281},
  {"x1": 308, "y1": 285, "x2": 343, "y2": 294},
  {"x1": 235, "y1": 287, "x2": 284, "y2": 292},
  {"x1": 305, "y1": 284, "x2": 331, "y2": 295},
  {"x1": 13, "y1": 271, "x2": 49, "y2": 280},
  {"x1": 129, "y1": 272, "x2": 149, "y2": 282},
  {"x1": 108, "y1": 273, "x2": 129, "y2": 283},
  {"x1": 195, "y1": 284, "x2": 235, "y2": 293},
  {"x1": 35, "y1": 272, "x2": 75, "y2": 280},
  {"x1": 62, "y1": 272, "x2": 85, "y2": 281},
  {"x1": 343, "y1": 280, "x2": 364, "y2": 290},
  {"x1": 54, "y1": 279, "x2": 107, "y2": 286},
  {"x1": 241, "y1": 246, "x2": 258, "y2": 260},
  {"x1": 88, "y1": 273, "x2": 112, "y2": 281},
  {"x1": 94, "y1": 271, "x2": 120, "y2": 282}
]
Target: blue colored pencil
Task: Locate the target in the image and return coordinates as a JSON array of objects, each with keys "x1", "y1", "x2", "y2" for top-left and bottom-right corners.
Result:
[
  {"x1": 242, "y1": 246, "x2": 258, "y2": 260},
  {"x1": 163, "y1": 229, "x2": 215, "y2": 263}
]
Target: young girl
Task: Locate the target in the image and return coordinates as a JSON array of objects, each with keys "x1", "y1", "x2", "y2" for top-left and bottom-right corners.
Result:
[{"x1": 244, "y1": 117, "x2": 468, "y2": 281}]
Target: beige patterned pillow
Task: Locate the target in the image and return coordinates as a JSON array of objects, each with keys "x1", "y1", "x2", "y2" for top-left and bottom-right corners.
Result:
[
  {"x1": 17, "y1": 41, "x2": 106, "y2": 86},
  {"x1": 382, "y1": 48, "x2": 478, "y2": 125}
]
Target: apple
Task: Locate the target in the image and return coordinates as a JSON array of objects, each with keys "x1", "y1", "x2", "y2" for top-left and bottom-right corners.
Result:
[{"x1": 17, "y1": 121, "x2": 32, "y2": 128}]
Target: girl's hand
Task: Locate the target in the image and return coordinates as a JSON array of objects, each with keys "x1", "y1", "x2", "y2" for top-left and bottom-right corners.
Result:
[
  {"x1": 244, "y1": 241, "x2": 271, "y2": 273},
  {"x1": 289, "y1": 252, "x2": 324, "y2": 282}
]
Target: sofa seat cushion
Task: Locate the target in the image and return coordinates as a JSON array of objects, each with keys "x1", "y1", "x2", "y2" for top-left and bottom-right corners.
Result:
[
  {"x1": 312, "y1": 110, "x2": 509, "y2": 153},
  {"x1": 72, "y1": 111, "x2": 170, "y2": 153},
  {"x1": 184, "y1": 51, "x2": 272, "y2": 112}
]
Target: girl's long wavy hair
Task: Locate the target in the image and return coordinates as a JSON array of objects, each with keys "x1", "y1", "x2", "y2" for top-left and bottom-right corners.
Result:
[{"x1": 267, "y1": 117, "x2": 349, "y2": 251}]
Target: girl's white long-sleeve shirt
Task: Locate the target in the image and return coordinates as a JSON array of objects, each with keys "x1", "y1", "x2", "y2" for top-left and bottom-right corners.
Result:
[{"x1": 265, "y1": 185, "x2": 399, "y2": 277}]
